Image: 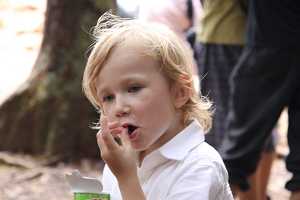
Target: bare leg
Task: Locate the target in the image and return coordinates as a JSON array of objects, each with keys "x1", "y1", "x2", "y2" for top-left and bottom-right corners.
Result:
[
  {"x1": 290, "y1": 191, "x2": 300, "y2": 200},
  {"x1": 255, "y1": 151, "x2": 275, "y2": 200},
  {"x1": 236, "y1": 151, "x2": 275, "y2": 200},
  {"x1": 237, "y1": 173, "x2": 258, "y2": 200}
]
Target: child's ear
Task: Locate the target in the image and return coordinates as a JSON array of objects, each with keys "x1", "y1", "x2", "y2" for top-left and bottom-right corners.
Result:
[{"x1": 171, "y1": 82, "x2": 191, "y2": 109}]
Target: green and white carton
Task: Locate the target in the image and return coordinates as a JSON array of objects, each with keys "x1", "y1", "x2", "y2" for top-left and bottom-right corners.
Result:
[{"x1": 65, "y1": 170, "x2": 110, "y2": 200}]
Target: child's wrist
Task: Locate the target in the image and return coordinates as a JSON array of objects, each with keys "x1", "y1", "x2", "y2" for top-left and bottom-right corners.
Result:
[{"x1": 118, "y1": 173, "x2": 140, "y2": 186}]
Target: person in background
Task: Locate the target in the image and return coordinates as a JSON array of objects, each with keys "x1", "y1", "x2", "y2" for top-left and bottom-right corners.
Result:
[
  {"x1": 194, "y1": 0, "x2": 276, "y2": 199},
  {"x1": 82, "y1": 12, "x2": 233, "y2": 200},
  {"x1": 138, "y1": 0, "x2": 201, "y2": 41},
  {"x1": 138, "y1": 0, "x2": 201, "y2": 80},
  {"x1": 219, "y1": 0, "x2": 300, "y2": 200}
]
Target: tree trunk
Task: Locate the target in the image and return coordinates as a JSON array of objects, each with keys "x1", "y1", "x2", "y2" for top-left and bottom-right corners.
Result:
[{"x1": 0, "y1": 0, "x2": 116, "y2": 159}]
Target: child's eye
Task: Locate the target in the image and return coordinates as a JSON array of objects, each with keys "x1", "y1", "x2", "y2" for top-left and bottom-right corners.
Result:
[
  {"x1": 102, "y1": 95, "x2": 114, "y2": 102},
  {"x1": 128, "y1": 85, "x2": 142, "y2": 93}
]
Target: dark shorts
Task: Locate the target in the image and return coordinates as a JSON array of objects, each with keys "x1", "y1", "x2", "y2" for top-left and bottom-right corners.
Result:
[{"x1": 220, "y1": 46, "x2": 300, "y2": 192}]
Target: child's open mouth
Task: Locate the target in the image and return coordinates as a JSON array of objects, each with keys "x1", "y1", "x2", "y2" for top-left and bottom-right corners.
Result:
[{"x1": 122, "y1": 123, "x2": 139, "y2": 138}]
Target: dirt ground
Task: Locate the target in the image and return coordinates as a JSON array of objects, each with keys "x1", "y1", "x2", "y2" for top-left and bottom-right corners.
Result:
[
  {"x1": 0, "y1": 139, "x2": 292, "y2": 200},
  {"x1": 0, "y1": 153, "x2": 105, "y2": 200},
  {"x1": 0, "y1": 1, "x2": 293, "y2": 200}
]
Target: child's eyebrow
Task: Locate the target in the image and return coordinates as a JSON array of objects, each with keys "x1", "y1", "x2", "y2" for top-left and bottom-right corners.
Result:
[
  {"x1": 120, "y1": 77, "x2": 142, "y2": 85},
  {"x1": 96, "y1": 75, "x2": 149, "y2": 96},
  {"x1": 120, "y1": 74, "x2": 149, "y2": 83}
]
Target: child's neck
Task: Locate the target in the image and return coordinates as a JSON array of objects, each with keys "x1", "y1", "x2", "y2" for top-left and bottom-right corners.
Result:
[{"x1": 137, "y1": 117, "x2": 187, "y2": 167}]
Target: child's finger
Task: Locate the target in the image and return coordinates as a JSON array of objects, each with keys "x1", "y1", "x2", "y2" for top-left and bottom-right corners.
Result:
[
  {"x1": 101, "y1": 125, "x2": 120, "y2": 150},
  {"x1": 99, "y1": 116, "x2": 122, "y2": 149},
  {"x1": 100, "y1": 116, "x2": 108, "y2": 131},
  {"x1": 108, "y1": 121, "x2": 121, "y2": 130},
  {"x1": 97, "y1": 116, "x2": 107, "y2": 148},
  {"x1": 96, "y1": 129, "x2": 108, "y2": 153},
  {"x1": 97, "y1": 116, "x2": 111, "y2": 154},
  {"x1": 119, "y1": 128, "x2": 131, "y2": 147},
  {"x1": 110, "y1": 127, "x2": 123, "y2": 136},
  {"x1": 110, "y1": 128, "x2": 123, "y2": 145}
]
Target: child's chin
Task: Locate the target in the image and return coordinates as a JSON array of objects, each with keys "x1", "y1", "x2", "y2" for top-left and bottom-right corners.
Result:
[
  {"x1": 132, "y1": 145, "x2": 147, "y2": 152},
  {"x1": 132, "y1": 146, "x2": 143, "y2": 151}
]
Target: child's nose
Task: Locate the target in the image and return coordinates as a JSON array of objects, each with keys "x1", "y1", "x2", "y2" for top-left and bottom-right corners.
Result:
[
  {"x1": 116, "y1": 109, "x2": 130, "y2": 118},
  {"x1": 114, "y1": 97, "x2": 130, "y2": 118}
]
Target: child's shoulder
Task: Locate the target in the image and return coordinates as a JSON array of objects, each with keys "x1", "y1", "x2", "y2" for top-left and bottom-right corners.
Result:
[
  {"x1": 167, "y1": 142, "x2": 231, "y2": 198},
  {"x1": 184, "y1": 141, "x2": 226, "y2": 170}
]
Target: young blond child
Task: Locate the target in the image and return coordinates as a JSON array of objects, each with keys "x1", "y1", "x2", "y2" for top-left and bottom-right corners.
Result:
[{"x1": 82, "y1": 12, "x2": 233, "y2": 200}]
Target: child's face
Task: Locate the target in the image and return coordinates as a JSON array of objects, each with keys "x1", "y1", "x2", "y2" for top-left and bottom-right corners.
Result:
[{"x1": 95, "y1": 43, "x2": 184, "y2": 154}]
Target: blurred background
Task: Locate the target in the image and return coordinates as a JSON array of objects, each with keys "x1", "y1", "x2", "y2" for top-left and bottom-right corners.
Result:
[{"x1": 0, "y1": 0, "x2": 292, "y2": 199}]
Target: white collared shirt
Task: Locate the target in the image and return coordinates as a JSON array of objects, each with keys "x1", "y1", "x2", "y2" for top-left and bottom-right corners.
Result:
[{"x1": 102, "y1": 120, "x2": 233, "y2": 200}]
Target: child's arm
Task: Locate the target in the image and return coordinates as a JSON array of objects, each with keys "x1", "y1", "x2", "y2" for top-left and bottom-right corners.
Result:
[
  {"x1": 118, "y1": 174, "x2": 145, "y2": 200},
  {"x1": 97, "y1": 117, "x2": 146, "y2": 200}
]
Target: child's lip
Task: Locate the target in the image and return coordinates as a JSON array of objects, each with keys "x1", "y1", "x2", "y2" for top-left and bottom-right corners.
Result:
[{"x1": 121, "y1": 123, "x2": 139, "y2": 128}]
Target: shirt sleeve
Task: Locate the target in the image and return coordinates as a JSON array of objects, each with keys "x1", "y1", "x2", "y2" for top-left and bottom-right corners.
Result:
[{"x1": 165, "y1": 162, "x2": 233, "y2": 200}]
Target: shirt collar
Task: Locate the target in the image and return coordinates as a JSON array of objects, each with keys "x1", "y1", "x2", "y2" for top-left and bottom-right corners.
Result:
[
  {"x1": 138, "y1": 120, "x2": 205, "y2": 182},
  {"x1": 158, "y1": 119, "x2": 205, "y2": 161}
]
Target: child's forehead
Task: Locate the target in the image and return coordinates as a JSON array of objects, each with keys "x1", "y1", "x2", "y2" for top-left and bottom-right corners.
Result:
[
  {"x1": 116, "y1": 38, "x2": 151, "y2": 54},
  {"x1": 103, "y1": 42, "x2": 161, "y2": 72},
  {"x1": 106, "y1": 39, "x2": 158, "y2": 64}
]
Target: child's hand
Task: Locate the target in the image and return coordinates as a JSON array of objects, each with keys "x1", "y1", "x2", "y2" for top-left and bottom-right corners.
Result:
[{"x1": 96, "y1": 116, "x2": 138, "y2": 182}]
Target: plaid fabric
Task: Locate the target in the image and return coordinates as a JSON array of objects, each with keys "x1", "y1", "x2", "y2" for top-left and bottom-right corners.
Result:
[
  {"x1": 195, "y1": 43, "x2": 276, "y2": 151},
  {"x1": 195, "y1": 42, "x2": 243, "y2": 149}
]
